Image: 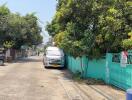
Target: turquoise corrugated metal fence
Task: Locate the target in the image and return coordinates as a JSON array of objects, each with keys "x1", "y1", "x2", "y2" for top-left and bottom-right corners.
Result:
[{"x1": 66, "y1": 53, "x2": 132, "y2": 90}]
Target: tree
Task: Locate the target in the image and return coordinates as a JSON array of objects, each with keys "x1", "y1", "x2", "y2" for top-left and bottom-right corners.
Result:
[
  {"x1": 0, "y1": 4, "x2": 10, "y2": 45},
  {"x1": 46, "y1": 0, "x2": 132, "y2": 58},
  {"x1": 0, "y1": 5, "x2": 43, "y2": 50}
]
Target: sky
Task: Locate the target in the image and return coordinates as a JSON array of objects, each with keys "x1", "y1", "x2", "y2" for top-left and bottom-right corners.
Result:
[{"x1": 0, "y1": 0, "x2": 57, "y2": 44}]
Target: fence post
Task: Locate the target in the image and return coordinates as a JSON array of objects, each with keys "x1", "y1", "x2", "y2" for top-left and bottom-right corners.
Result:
[
  {"x1": 105, "y1": 53, "x2": 113, "y2": 84},
  {"x1": 81, "y1": 56, "x2": 88, "y2": 78},
  {"x1": 83, "y1": 56, "x2": 89, "y2": 78}
]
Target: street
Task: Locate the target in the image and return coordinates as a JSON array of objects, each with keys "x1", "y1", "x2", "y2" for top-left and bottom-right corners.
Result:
[{"x1": 0, "y1": 55, "x2": 125, "y2": 100}]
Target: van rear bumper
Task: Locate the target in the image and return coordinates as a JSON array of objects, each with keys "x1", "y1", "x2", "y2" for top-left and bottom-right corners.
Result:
[
  {"x1": 43, "y1": 58, "x2": 64, "y2": 68},
  {"x1": 44, "y1": 63, "x2": 64, "y2": 68}
]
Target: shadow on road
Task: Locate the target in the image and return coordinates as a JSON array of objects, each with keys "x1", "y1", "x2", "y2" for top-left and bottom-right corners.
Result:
[
  {"x1": 45, "y1": 67, "x2": 66, "y2": 70},
  {"x1": 15, "y1": 57, "x2": 42, "y2": 63},
  {"x1": 0, "y1": 64, "x2": 7, "y2": 67}
]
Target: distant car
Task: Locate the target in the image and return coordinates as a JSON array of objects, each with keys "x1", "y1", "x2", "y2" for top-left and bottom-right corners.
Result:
[
  {"x1": 0, "y1": 51, "x2": 5, "y2": 66},
  {"x1": 43, "y1": 46, "x2": 65, "y2": 68}
]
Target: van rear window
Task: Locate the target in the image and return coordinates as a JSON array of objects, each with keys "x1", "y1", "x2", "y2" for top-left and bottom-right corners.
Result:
[{"x1": 46, "y1": 50, "x2": 62, "y2": 56}]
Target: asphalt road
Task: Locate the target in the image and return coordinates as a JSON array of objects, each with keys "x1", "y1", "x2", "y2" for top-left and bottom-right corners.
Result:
[{"x1": 0, "y1": 56, "x2": 125, "y2": 100}]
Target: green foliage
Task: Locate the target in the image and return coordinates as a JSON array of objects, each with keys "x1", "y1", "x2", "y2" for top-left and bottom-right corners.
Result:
[
  {"x1": 123, "y1": 32, "x2": 132, "y2": 49},
  {"x1": 46, "y1": 0, "x2": 132, "y2": 58},
  {"x1": 3, "y1": 41, "x2": 15, "y2": 49},
  {"x1": 0, "y1": 5, "x2": 43, "y2": 49},
  {"x1": 0, "y1": 4, "x2": 10, "y2": 15}
]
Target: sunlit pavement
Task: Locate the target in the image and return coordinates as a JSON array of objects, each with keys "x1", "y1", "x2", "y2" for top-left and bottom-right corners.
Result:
[{"x1": 0, "y1": 55, "x2": 125, "y2": 100}]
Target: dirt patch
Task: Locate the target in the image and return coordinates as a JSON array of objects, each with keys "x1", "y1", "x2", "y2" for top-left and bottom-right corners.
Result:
[{"x1": 84, "y1": 78, "x2": 106, "y2": 85}]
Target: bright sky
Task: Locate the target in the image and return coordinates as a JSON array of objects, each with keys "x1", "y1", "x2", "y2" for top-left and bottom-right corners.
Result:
[{"x1": 0, "y1": 0, "x2": 57, "y2": 44}]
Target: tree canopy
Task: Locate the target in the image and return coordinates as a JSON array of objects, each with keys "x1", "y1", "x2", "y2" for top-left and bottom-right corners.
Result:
[
  {"x1": 0, "y1": 5, "x2": 43, "y2": 49},
  {"x1": 46, "y1": 0, "x2": 132, "y2": 58}
]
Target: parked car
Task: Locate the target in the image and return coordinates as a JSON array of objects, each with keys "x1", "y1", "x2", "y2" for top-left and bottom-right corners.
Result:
[
  {"x1": 0, "y1": 51, "x2": 5, "y2": 66},
  {"x1": 43, "y1": 46, "x2": 65, "y2": 68}
]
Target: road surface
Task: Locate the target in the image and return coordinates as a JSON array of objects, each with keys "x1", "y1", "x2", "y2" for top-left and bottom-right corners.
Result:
[{"x1": 0, "y1": 56, "x2": 125, "y2": 100}]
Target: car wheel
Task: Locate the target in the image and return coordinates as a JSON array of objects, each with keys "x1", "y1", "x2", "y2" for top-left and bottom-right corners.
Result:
[{"x1": 45, "y1": 65, "x2": 48, "y2": 68}]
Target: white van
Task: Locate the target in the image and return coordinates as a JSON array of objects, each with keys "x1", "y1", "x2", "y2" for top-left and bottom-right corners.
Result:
[{"x1": 43, "y1": 46, "x2": 65, "y2": 68}]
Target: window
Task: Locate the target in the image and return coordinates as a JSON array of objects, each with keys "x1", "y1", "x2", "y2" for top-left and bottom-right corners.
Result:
[
  {"x1": 112, "y1": 53, "x2": 132, "y2": 64},
  {"x1": 127, "y1": 54, "x2": 132, "y2": 64},
  {"x1": 112, "y1": 54, "x2": 120, "y2": 63}
]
